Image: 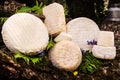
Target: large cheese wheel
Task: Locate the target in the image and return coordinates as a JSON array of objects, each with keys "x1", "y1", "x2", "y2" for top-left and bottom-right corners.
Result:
[
  {"x1": 43, "y1": 3, "x2": 66, "y2": 35},
  {"x1": 97, "y1": 31, "x2": 114, "y2": 47},
  {"x1": 49, "y1": 40, "x2": 82, "y2": 71},
  {"x1": 67, "y1": 17, "x2": 100, "y2": 50},
  {"x1": 1, "y1": 13, "x2": 49, "y2": 55},
  {"x1": 92, "y1": 45, "x2": 116, "y2": 59}
]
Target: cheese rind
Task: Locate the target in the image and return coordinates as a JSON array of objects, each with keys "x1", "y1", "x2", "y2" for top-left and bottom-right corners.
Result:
[
  {"x1": 43, "y1": 3, "x2": 66, "y2": 35},
  {"x1": 54, "y1": 32, "x2": 72, "y2": 42},
  {"x1": 68, "y1": 31, "x2": 99, "y2": 51},
  {"x1": 67, "y1": 17, "x2": 100, "y2": 32},
  {"x1": 67, "y1": 17, "x2": 100, "y2": 50},
  {"x1": 97, "y1": 31, "x2": 114, "y2": 47},
  {"x1": 2, "y1": 13, "x2": 49, "y2": 55},
  {"x1": 92, "y1": 45, "x2": 116, "y2": 59},
  {"x1": 49, "y1": 40, "x2": 82, "y2": 71}
]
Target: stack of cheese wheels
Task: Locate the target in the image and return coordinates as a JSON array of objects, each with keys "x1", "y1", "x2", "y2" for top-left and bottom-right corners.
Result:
[
  {"x1": 43, "y1": 3, "x2": 66, "y2": 35},
  {"x1": 67, "y1": 17, "x2": 100, "y2": 51},
  {"x1": 1, "y1": 13, "x2": 49, "y2": 55},
  {"x1": 92, "y1": 31, "x2": 116, "y2": 59},
  {"x1": 49, "y1": 40, "x2": 82, "y2": 71}
]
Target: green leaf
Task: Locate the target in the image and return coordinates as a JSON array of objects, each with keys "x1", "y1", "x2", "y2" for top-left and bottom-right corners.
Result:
[
  {"x1": 30, "y1": 57, "x2": 40, "y2": 64},
  {"x1": 87, "y1": 66, "x2": 94, "y2": 73},
  {"x1": 64, "y1": 7, "x2": 69, "y2": 16},
  {"x1": 31, "y1": 2, "x2": 45, "y2": 14},
  {"x1": 0, "y1": 17, "x2": 7, "y2": 23},
  {"x1": 79, "y1": 51, "x2": 102, "y2": 74},
  {"x1": 46, "y1": 36, "x2": 56, "y2": 51},
  {"x1": 90, "y1": 64, "x2": 96, "y2": 69},
  {"x1": 17, "y1": 7, "x2": 31, "y2": 13},
  {"x1": 14, "y1": 51, "x2": 44, "y2": 64},
  {"x1": 36, "y1": 0, "x2": 39, "y2": 6}
]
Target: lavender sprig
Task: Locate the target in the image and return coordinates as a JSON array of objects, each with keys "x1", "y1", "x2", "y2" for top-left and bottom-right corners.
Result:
[{"x1": 87, "y1": 40, "x2": 97, "y2": 45}]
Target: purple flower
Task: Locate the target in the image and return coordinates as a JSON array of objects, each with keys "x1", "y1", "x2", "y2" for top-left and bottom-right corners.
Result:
[{"x1": 87, "y1": 40, "x2": 97, "y2": 45}]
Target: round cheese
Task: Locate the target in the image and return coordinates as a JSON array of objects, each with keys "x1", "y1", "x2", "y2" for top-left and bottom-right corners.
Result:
[
  {"x1": 54, "y1": 32, "x2": 72, "y2": 42},
  {"x1": 49, "y1": 40, "x2": 82, "y2": 71},
  {"x1": 92, "y1": 45, "x2": 116, "y2": 59},
  {"x1": 1, "y1": 13, "x2": 49, "y2": 55},
  {"x1": 43, "y1": 3, "x2": 66, "y2": 35},
  {"x1": 67, "y1": 17, "x2": 100, "y2": 50}
]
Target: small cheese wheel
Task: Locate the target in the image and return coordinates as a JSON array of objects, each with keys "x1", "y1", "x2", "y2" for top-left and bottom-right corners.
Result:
[
  {"x1": 43, "y1": 3, "x2": 66, "y2": 35},
  {"x1": 49, "y1": 40, "x2": 82, "y2": 71},
  {"x1": 2, "y1": 13, "x2": 49, "y2": 55},
  {"x1": 67, "y1": 17, "x2": 100, "y2": 50},
  {"x1": 92, "y1": 45, "x2": 116, "y2": 59},
  {"x1": 54, "y1": 32, "x2": 72, "y2": 42},
  {"x1": 97, "y1": 31, "x2": 114, "y2": 47}
]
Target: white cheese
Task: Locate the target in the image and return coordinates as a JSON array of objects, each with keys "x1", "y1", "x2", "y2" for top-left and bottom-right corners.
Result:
[
  {"x1": 97, "y1": 31, "x2": 114, "y2": 47},
  {"x1": 1, "y1": 13, "x2": 49, "y2": 55},
  {"x1": 54, "y1": 32, "x2": 72, "y2": 42},
  {"x1": 49, "y1": 40, "x2": 82, "y2": 71},
  {"x1": 67, "y1": 17, "x2": 100, "y2": 32},
  {"x1": 68, "y1": 31, "x2": 99, "y2": 51},
  {"x1": 43, "y1": 3, "x2": 66, "y2": 35},
  {"x1": 67, "y1": 17, "x2": 100, "y2": 50},
  {"x1": 92, "y1": 45, "x2": 116, "y2": 59}
]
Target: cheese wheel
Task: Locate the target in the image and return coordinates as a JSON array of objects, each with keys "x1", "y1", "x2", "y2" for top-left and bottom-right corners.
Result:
[
  {"x1": 54, "y1": 32, "x2": 72, "y2": 42},
  {"x1": 1, "y1": 13, "x2": 49, "y2": 55},
  {"x1": 97, "y1": 31, "x2": 114, "y2": 47},
  {"x1": 49, "y1": 40, "x2": 82, "y2": 71},
  {"x1": 67, "y1": 17, "x2": 100, "y2": 50},
  {"x1": 68, "y1": 31, "x2": 99, "y2": 51},
  {"x1": 43, "y1": 3, "x2": 66, "y2": 35},
  {"x1": 92, "y1": 45, "x2": 116, "y2": 59}
]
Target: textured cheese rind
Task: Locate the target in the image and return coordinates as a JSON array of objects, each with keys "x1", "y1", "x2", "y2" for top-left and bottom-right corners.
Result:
[
  {"x1": 54, "y1": 32, "x2": 72, "y2": 42},
  {"x1": 92, "y1": 45, "x2": 116, "y2": 59},
  {"x1": 43, "y1": 3, "x2": 66, "y2": 35},
  {"x1": 97, "y1": 31, "x2": 114, "y2": 47},
  {"x1": 67, "y1": 17, "x2": 100, "y2": 32},
  {"x1": 49, "y1": 40, "x2": 82, "y2": 71},
  {"x1": 2, "y1": 13, "x2": 49, "y2": 55},
  {"x1": 68, "y1": 31, "x2": 99, "y2": 51},
  {"x1": 67, "y1": 17, "x2": 100, "y2": 50}
]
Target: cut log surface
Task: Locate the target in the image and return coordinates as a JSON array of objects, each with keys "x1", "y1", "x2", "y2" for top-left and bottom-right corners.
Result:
[{"x1": 1, "y1": 13, "x2": 49, "y2": 55}]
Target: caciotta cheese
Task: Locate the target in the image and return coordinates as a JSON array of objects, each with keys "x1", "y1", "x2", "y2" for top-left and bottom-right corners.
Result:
[
  {"x1": 67, "y1": 17, "x2": 100, "y2": 50},
  {"x1": 43, "y1": 3, "x2": 66, "y2": 35},
  {"x1": 1, "y1": 13, "x2": 49, "y2": 55},
  {"x1": 97, "y1": 31, "x2": 114, "y2": 47},
  {"x1": 92, "y1": 45, "x2": 116, "y2": 59},
  {"x1": 54, "y1": 32, "x2": 72, "y2": 42},
  {"x1": 49, "y1": 40, "x2": 82, "y2": 71}
]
